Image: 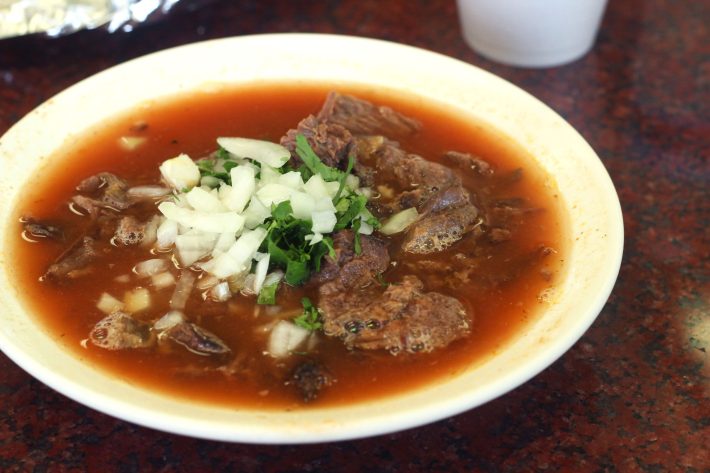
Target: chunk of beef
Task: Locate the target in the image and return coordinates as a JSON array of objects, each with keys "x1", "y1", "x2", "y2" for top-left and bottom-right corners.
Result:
[
  {"x1": 90, "y1": 311, "x2": 154, "y2": 350},
  {"x1": 402, "y1": 186, "x2": 478, "y2": 250},
  {"x1": 113, "y1": 216, "x2": 147, "y2": 246},
  {"x1": 319, "y1": 275, "x2": 470, "y2": 355},
  {"x1": 164, "y1": 322, "x2": 231, "y2": 356},
  {"x1": 400, "y1": 185, "x2": 479, "y2": 254},
  {"x1": 443, "y1": 151, "x2": 494, "y2": 176},
  {"x1": 21, "y1": 217, "x2": 63, "y2": 240},
  {"x1": 74, "y1": 172, "x2": 131, "y2": 212},
  {"x1": 360, "y1": 139, "x2": 461, "y2": 213},
  {"x1": 311, "y1": 230, "x2": 390, "y2": 288},
  {"x1": 377, "y1": 140, "x2": 459, "y2": 194},
  {"x1": 289, "y1": 361, "x2": 335, "y2": 403},
  {"x1": 317, "y1": 92, "x2": 421, "y2": 136},
  {"x1": 418, "y1": 185, "x2": 471, "y2": 215},
  {"x1": 280, "y1": 115, "x2": 354, "y2": 170},
  {"x1": 44, "y1": 236, "x2": 98, "y2": 280},
  {"x1": 402, "y1": 205, "x2": 479, "y2": 254}
]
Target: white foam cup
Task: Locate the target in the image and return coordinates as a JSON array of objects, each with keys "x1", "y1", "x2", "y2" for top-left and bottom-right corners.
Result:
[{"x1": 457, "y1": 0, "x2": 608, "y2": 68}]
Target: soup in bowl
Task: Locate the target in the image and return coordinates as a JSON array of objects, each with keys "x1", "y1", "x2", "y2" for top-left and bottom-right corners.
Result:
[{"x1": 0, "y1": 34, "x2": 623, "y2": 443}]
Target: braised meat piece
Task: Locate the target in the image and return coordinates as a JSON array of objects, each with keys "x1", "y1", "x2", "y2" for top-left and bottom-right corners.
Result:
[
  {"x1": 374, "y1": 140, "x2": 460, "y2": 211},
  {"x1": 289, "y1": 361, "x2": 335, "y2": 402},
  {"x1": 73, "y1": 172, "x2": 131, "y2": 214},
  {"x1": 443, "y1": 150, "x2": 493, "y2": 176},
  {"x1": 90, "y1": 311, "x2": 154, "y2": 350},
  {"x1": 402, "y1": 205, "x2": 479, "y2": 254},
  {"x1": 319, "y1": 275, "x2": 470, "y2": 355},
  {"x1": 44, "y1": 236, "x2": 98, "y2": 280},
  {"x1": 401, "y1": 185, "x2": 479, "y2": 254},
  {"x1": 21, "y1": 217, "x2": 64, "y2": 240},
  {"x1": 164, "y1": 322, "x2": 231, "y2": 356},
  {"x1": 311, "y1": 230, "x2": 390, "y2": 288},
  {"x1": 317, "y1": 92, "x2": 421, "y2": 136},
  {"x1": 113, "y1": 216, "x2": 148, "y2": 246},
  {"x1": 280, "y1": 115, "x2": 354, "y2": 170}
]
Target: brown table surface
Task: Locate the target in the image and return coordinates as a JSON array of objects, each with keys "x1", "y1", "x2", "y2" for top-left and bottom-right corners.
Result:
[{"x1": 1, "y1": 1, "x2": 708, "y2": 471}]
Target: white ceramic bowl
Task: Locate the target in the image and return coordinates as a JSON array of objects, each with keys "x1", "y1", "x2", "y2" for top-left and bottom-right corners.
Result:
[{"x1": 0, "y1": 34, "x2": 623, "y2": 443}]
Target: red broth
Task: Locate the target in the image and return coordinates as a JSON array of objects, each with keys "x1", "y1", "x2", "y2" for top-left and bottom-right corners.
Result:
[{"x1": 9, "y1": 83, "x2": 567, "y2": 409}]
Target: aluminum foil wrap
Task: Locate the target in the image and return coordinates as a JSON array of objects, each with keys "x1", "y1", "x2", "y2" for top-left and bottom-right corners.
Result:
[{"x1": 0, "y1": 0, "x2": 182, "y2": 39}]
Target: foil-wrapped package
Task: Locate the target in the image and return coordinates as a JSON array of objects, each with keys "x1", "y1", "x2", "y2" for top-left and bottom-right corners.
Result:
[{"x1": 0, "y1": 0, "x2": 182, "y2": 40}]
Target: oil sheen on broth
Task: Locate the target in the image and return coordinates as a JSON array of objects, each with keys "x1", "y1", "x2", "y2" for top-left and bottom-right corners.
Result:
[{"x1": 10, "y1": 83, "x2": 566, "y2": 409}]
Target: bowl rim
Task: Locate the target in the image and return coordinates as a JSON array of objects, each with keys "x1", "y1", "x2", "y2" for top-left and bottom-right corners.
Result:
[{"x1": 0, "y1": 33, "x2": 624, "y2": 443}]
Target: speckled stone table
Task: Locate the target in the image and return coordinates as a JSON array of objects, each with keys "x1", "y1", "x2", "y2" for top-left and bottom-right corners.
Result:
[{"x1": 0, "y1": 1, "x2": 707, "y2": 471}]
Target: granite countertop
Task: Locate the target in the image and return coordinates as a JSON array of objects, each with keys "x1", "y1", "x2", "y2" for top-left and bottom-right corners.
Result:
[{"x1": 0, "y1": 0, "x2": 707, "y2": 471}]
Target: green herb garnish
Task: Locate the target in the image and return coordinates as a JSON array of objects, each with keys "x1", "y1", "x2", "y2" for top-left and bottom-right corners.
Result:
[
  {"x1": 293, "y1": 297, "x2": 322, "y2": 331},
  {"x1": 295, "y1": 134, "x2": 346, "y2": 182},
  {"x1": 195, "y1": 147, "x2": 240, "y2": 185},
  {"x1": 257, "y1": 282, "x2": 279, "y2": 305}
]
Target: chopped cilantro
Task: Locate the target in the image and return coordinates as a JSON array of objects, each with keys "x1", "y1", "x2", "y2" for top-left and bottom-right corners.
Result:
[
  {"x1": 215, "y1": 147, "x2": 231, "y2": 160},
  {"x1": 257, "y1": 282, "x2": 279, "y2": 305},
  {"x1": 333, "y1": 154, "x2": 356, "y2": 202},
  {"x1": 195, "y1": 149, "x2": 241, "y2": 185},
  {"x1": 295, "y1": 134, "x2": 346, "y2": 182},
  {"x1": 293, "y1": 297, "x2": 322, "y2": 331},
  {"x1": 334, "y1": 194, "x2": 367, "y2": 230}
]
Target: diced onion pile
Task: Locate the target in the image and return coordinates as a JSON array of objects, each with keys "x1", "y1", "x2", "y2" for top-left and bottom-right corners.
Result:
[{"x1": 154, "y1": 137, "x2": 371, "y2": 299}]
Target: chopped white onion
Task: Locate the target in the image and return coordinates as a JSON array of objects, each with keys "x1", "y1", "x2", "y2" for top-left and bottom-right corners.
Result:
[
  {"x1": 159, "y1": 153, "x2": 200, "y2": 190},
  {"x1": 223, "y1": 166, "x2": 256, "y2": 212},
  {"x1": 195, "y1": 274, "x2": 220, "y2": 290},
  {"x1": 175, "y1": 232, "x2": 217, "y2": 267},
  {"x1": 380, "y1": 207, "x2": 420, "y2": 235},
  {"x1": 209, "y1": 227, "x2": 267, "y2": 279},
  {"x1": 240, "y1": 273, "x2": 257, "y2": 296},
  {"x1": 262, "y1": 270, "x2": 284, "y2": 288},
  {"x1": 258, "y1": 164, "x2": 281, "y2": 185},
  {"x1": 305, "y1": 233, "x2": 323, "y2": 245},
  {"x1": 267, "y1": 320, "x2": 311, "y2": 358},
  {"x1": 216, "y1": 137, "x2": 290, "y2": 168},
  {"x1": 124, "y1": 287, "x2": 151, "y2": 313},
  {"x1": 186, "y1": 187, "x2": 226, "y2": 213},
  {"x1": 314, "y1": 196, "x2": 336, "y2": 212},
  {"x1": 156, "y1": 219, "x2": 179, "y2": 249},
  {"x1": 151, "y1": 272, "x2": 176, "y2": 290},
  {"x1": 170, "y1": 270, "x2": 196, "y2": 310},
  {"x1": 141, "y1": 215, "x2": 161, "y2": 247},
  {"x1": 118, "y1": 136, "x2": 147, "y2": 151},
  {"x1": 200, "y1": 176, "x2": 221, "y2": 188},
  {"x1": 209, "y1": 282, "x2": 231, "y2": 302},
  {"x1": 211, "y1": 232, "x2": 236, "y2": 257},
  {"x1": 154, "y1": 310, "x2": 185, "y2": 331},
  {"x1": 256, "y1": 183, "x2": 294, "y2": 206},
  {"x1": 253, "y1": 254, "x2": 270, "y2": 294},
  {"x1": 158, "y1": 202, "x2": 244, "y2": 234},
  {"x1": 345, "y1": 174, "x2": 360, "y2": 191},
  {"x1": 96, "y1": 292, "x2": 124, "y2": 314},
  {"x1": 303, "y1": 175, "x2": 330, "y2": 199},
  {"x1": 127, "y1": 185, "x2": 171, "y2": 200},
  {"x1": 311, "y1": 210, "x2": 336, "y2": 233},
  {"x1": 133, "y1": 258, "x2": 170, "y2": 278},
  {"x1": 290, "y1": 191, "x2": 316, "y2": 220},
  {"x1": 357, "y1": 210, "x2": 374, "y2": 235},
  {"x1": 242, "y1": 196, "x2": 270, "y2": 229},
  {"x1": 278, "y1": 171, "x2": 304, "y2": 190}
]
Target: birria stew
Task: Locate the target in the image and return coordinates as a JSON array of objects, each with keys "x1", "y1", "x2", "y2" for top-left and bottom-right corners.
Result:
[{"x1": 10, "y1": 84, "x2": 566, "y2": 408}]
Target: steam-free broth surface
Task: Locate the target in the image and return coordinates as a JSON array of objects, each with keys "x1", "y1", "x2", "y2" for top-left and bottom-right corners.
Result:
[{"x1": 10, "y1": 83, "x2": 566, "y2": 408}]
